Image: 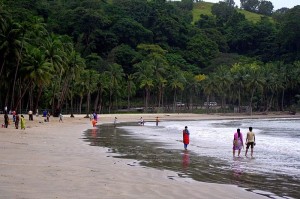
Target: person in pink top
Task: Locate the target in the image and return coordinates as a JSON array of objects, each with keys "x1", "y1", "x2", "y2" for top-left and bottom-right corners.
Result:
[{"x1": 232, "y1": 128, "x2": 244, "y2": 157}]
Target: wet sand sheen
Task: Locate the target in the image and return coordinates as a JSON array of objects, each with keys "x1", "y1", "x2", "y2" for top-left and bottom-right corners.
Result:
[{"x1": 83, "y1": 123, "x2": 299, "y2": 199}]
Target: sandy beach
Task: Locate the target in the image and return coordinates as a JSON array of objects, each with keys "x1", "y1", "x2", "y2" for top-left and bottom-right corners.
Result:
[{"x1": 0, "y1": 113, "x2": 297, "y2": 199}]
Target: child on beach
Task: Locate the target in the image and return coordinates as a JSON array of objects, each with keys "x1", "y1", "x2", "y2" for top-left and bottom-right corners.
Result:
[
  {"x1": 233, "y1": 128, "x2": 244, "y2": 157},
  {"x1": 59, "y1": 113, "x2": 63, "y2": 122}
]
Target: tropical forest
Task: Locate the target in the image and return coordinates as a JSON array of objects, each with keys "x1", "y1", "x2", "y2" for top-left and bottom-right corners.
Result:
[{"x1": 1, "y1": 0, "x2": 300, "y2": 116}]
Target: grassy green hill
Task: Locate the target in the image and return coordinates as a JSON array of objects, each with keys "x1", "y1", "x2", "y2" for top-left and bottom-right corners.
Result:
[{"x1": 193, "y1": 1, "x2": 270, "y2": 23}]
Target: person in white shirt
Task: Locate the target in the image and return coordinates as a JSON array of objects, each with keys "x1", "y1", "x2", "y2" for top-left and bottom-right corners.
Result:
[{"x1": 245, "y1": 127, "x2": 256, "y2": 157}]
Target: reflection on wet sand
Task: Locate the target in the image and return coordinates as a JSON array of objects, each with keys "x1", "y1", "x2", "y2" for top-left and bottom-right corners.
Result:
[{"x1": 182, "y1": 150, "x2": 190, "y2": 171}]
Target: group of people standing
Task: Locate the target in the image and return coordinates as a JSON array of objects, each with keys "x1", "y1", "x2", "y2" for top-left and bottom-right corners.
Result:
[
  {"x1": 3, "y1": 111, "x2": 25, "y2": 130},
  {"x1": 182, "y1": 126, "x2": 256, "y2": 158},
  {"x1": 232, "y1": 127, "x2": 256, "y2": 157}
]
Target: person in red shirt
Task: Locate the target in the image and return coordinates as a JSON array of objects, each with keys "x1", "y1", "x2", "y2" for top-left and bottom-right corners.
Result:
[{"x1": 183, "y1": 126, "x2": 190, "y2": 150}]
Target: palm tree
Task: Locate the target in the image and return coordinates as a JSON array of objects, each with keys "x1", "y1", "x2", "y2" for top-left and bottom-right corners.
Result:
[
  {"x1": 230, "y1": 63, "x2": 247, "y2": 112},
  {"x1": 168, "y1": 66, "x2": 186, "y2": 112},
  {"x1": 202, "y1": 74, "x2": 218, "y2": 112},
  {"x1": 0, "y1": 19, "x2": 23, "y2": 109},
  {"x1": 244, "y1": 63, "x2": 264, "y2": 113},
  {"x1": 134, "y1": 61, "x2": 155, "y2": 112},
  {"x1": 263, "y1": 63, "x2": 283, "y2": 112},
  {"x1": 105, "y1": 63, "x2": 125, "y2": 113},
  {"x1": 82, "y1": 69, "x2": 99, "y2": 117},
  {"x1": 94, "y1": 73, "x2": 110, "y2": 113},
  {"x1": 214, "y1": 66, "x2": 232, "y2": 110},
  {"x1": 22, "y1": 46, "x2": 53, "y2": 111},
  {"x1": 157, "y1": 76, "x2": 167, "y2": 109},
  {"x1": 126, "y1": 74, "x2": 136, "y2": 110},
  {"x1": 65, "y1": 49, "x2": 85, "y2": 117}
]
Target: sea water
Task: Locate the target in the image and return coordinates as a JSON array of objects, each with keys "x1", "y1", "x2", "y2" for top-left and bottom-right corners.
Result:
[
  {"x1": 85, "y1": 118, "x2": 300, "y2": 198},
  {"x1": 119, "y1": 118, "x2": 300, "y2": 198},
  {"x1": 121, "y1": 118, "x2": 300, "y2": 178}
]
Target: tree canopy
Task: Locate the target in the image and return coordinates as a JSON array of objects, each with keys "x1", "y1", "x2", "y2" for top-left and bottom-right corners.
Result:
[{"x1": 1, "y1": 0, "x2": 300, "y2": 115}]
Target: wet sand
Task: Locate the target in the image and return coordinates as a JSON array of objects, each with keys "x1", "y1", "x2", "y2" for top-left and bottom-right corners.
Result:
[{"x1": 0, "y1": 113, "x2": 297, "y2": 198}]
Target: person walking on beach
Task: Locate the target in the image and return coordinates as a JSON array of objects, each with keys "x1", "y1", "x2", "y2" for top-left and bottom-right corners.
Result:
[
  {"x1": 28, "y1": 110, "x2": 33, "y2": 121},
  {"x1": 15, "y1": 114, "x2": 20, "y2": 129},
  {"x1": 20, "y1": 115, "x2": 25, "y2": 130},
  {"x1": 46, "y1": 112, "x2": 50, "y2": 122},
  {"x1": 93, "y1": 112, "x2": 97, "y2": 121},
  {"x1": 245, "y1": 127, "x2": 255, "y2": 157},
  {"x1": 233, "y1": 128, "x2": 244, "y2": 157},
  {"x1": 12, "y1": 110, "x2": 16, "y2": 122},
  {"x1": 183, "y1": 126, "x2": 190, "y2": 150},
  {"x1": 4, "y1": 113, "x2": 9, "y2": 128},
  {"x1": 92, "y1": 119, "x2": 97, "y2": 127},
  {"x1": 59, "y1": 113, "x2": 63, "y2": 122},
  {"x1": 114, "y1": 117, "x2": 117, "y2": 127},
  {"x1": 140, "y1": 117, "x2": 144, "y2": 126}
]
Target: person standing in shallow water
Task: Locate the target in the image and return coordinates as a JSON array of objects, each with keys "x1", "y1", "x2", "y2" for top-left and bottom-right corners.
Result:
[
  {"x1": 245, "y1": 127, "x2": 256, "y2": 157},
  {"x1": 233, "y1": 128, "x2": 244, "y2": 157},
  {"x1": 183, "y1": 126, "x2": 190, "y2": 150}
]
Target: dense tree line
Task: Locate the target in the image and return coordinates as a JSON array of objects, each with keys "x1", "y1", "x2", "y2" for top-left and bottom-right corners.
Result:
[{"x1": 1, "y1": 0, "x2": 300, "y2": 116}]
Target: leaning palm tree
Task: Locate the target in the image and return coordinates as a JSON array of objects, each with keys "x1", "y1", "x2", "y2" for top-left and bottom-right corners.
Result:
[{"x1": 21, "y1": 46, "x2": 54, "y2": 111}]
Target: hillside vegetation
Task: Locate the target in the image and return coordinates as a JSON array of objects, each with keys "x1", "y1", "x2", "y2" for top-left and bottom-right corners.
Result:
[
  {"x1": 193, "y1": 1, "x2": 270, "y2": 23},
  {"x1": 0, "y1": 0, "x2": 299, "y2": 115}
]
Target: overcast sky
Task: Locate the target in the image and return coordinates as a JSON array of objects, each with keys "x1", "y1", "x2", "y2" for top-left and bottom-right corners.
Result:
[{"x1": 205, "y1": 0, "x2": 300, "y2": 10}]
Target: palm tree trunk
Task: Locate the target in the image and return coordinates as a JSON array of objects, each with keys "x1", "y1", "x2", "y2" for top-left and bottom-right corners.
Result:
[
  {"x1": 11, "y1": 40, "x2": 24, "y2": 109},
  {"x1": 0, "y1": 56, "x2": 6, "y2": 78},
  {"x1": 145, "y1": 88, "x2": 149, "y2": 112},
  {"x1": 86, "y1": 92, "x2": 90, "y2": 117},
  {"x1": 34, "y1": 86, "x2": 43, "y2": 114},
  {"x1": 265, "y1": 93, "x2": 274, "y2": 112},
  {"x1": 79, "y1": 95, "x2": 83, "y2": 114},
  {"x1": 173, "y1": 89, "x2": 177, "y2": 113},
  {"x1": 14, "y1": 81, "x2": 31, "y2": 110},
  {"x1": 238, "y1": 84, "x2": 241, "y2": 113},
  {"x1": 281, "y1": 89, "x2": 285, "y2": 111},
  {"x1": 94, "y1": 89, "x2": 100, "y2": 112},
  {"x1": 70, "y1": 92, "x2": 74, "y2": 117}
]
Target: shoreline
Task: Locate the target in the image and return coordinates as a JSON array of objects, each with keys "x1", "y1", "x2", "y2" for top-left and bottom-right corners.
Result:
[{"x1": 0, "y1": 113, "x2": 297, "y2": 198}]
